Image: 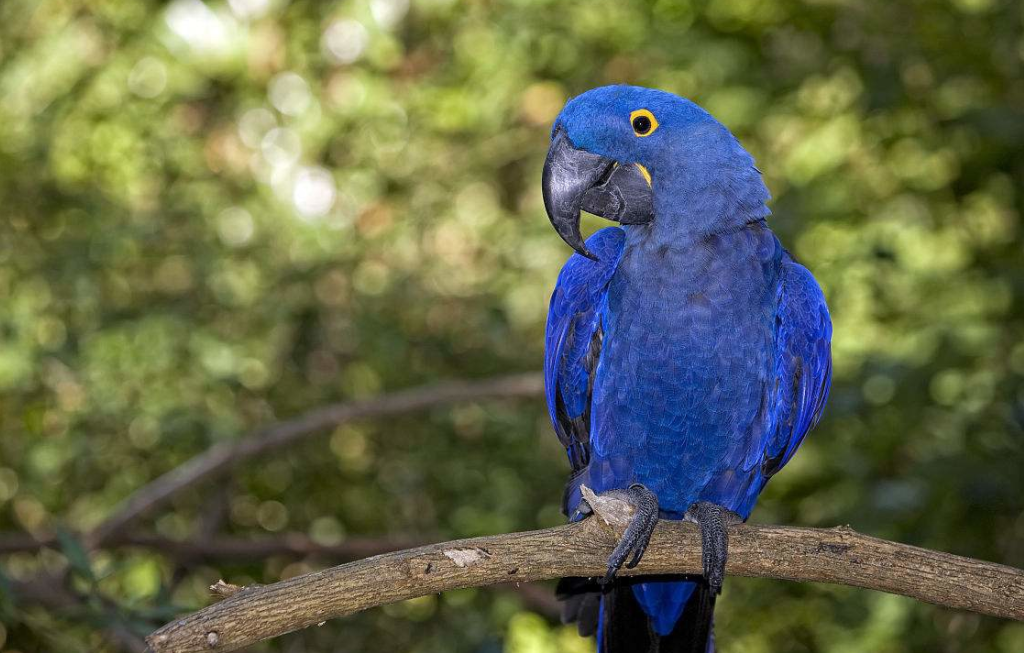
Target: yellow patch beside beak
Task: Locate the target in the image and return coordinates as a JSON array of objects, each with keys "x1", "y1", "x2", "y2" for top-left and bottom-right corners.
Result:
[{"x1": 635, "y1": 163, "x2": 652, "y2": 188}]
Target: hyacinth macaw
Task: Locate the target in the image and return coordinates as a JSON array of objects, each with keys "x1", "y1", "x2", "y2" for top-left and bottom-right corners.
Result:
[{"x1": 541, "y1": 85, "x2": 832, "y2": 653}]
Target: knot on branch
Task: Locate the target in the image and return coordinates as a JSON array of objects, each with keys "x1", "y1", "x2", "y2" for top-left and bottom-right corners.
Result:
[{"x1": 580, "y1": 484, "x2": 637, "y2": 531}]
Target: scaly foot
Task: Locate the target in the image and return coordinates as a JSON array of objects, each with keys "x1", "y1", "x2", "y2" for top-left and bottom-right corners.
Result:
[
  {"x1": 684, "y1": 501, "x2": 742, "y2": 594},
  {"x1": 574, "y1": 484, "x2": 659, "y2": 585}
]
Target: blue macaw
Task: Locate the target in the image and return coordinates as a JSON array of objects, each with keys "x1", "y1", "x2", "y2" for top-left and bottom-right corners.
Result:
[{"x1": 541, "y1": 85, "x2": 832, "y2": 652}]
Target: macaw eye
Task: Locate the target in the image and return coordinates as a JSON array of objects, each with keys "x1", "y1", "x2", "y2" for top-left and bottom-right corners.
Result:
[{"x1": 630, "y1": 109, "x2": 658, "y2": 137}]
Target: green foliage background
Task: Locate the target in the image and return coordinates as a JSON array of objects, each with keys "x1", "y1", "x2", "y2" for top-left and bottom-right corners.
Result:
[{"x1": 1, "y1": 0, "x2": 1023, "y2": 651}]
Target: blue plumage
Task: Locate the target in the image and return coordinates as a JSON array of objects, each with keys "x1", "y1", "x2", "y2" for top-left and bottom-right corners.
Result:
[{"x1": 543, "y1": 86, "x2": 832, "y2": 651}]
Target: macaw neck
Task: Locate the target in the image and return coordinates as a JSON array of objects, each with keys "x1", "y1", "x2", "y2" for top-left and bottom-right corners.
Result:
[{"x1": 633, "y1": 164, "x2": 771, "y2": 245}]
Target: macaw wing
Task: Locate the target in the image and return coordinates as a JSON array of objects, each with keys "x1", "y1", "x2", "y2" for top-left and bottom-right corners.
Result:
[
  {"x1": 545, "y1": 227, "x2": 625, "y2": 503},
  {"x1": 757, "y1": 253, "x2": 833, "y2": 480}
]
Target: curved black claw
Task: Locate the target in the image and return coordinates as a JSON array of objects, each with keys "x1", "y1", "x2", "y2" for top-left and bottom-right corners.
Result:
[
  {"x1": 596, "y1": 484, "x2": 659, "y2": 586},
  {"x1": 684, "y1": 501, "x2": 742, "y2": 595}
]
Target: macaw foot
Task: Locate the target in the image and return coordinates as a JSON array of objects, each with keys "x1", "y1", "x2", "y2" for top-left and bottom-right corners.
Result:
[
  {"x1": 574, "y1": 484, "x2": 659, "y2": 585},
  {"x1": 684, "y1": 501, "x2": 742, "y2": 595}
]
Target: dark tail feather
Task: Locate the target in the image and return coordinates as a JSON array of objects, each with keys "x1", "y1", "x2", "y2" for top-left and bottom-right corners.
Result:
[{"x1": 557, "y1": 576, "x2": 715, "y2": 653}]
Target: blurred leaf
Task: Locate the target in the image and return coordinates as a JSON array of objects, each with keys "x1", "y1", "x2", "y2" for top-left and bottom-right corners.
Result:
[{"x1": 55, "y1": 527, "x2": 95, "y2": 583}]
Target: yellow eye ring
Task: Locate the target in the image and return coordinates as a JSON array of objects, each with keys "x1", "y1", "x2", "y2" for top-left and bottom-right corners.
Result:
[{"x1": 630, "y1": 109, "x2": 658, "y2": 137}]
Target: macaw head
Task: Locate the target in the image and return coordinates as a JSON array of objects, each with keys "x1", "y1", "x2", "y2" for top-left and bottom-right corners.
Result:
[{"x1": 542, "y1": 85, "x2": 770, "y2": 259}]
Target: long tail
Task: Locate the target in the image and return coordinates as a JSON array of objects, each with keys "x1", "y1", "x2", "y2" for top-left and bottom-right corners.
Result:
[{"x1": 558, "y1": 576, "x2": 715, "y2": 653}]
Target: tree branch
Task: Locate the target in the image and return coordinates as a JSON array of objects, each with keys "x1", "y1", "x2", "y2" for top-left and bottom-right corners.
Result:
[
  {"x1": 89, "y1": 372, "x2": 543, "y2": 546},
  {"x1": 146, "y1": 518, "x2": 1024, "y2": 653}
]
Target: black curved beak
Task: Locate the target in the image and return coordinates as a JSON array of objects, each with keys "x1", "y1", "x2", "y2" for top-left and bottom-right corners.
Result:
[{"x1": 542, "y1": 128, "x2": 654, "y2": 259}]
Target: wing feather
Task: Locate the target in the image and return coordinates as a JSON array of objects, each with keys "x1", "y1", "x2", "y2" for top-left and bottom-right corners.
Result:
[
  {"x1": 544, "y1": 228, "x2": 625, "y2": 506},
  {"x1": 757, "y1": 253, "x2": 833, "y2": 479}
]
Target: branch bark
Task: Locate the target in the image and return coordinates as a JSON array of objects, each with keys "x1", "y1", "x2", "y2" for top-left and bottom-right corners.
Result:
[
  {"x1": 89, "y1": 372, "x2": 543, "y2": 546},
  {"x1": 146, "y1": 518, "x2": 1024, "y2": 653}
]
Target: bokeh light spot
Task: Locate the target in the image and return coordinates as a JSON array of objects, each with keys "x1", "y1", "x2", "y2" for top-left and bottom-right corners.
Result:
[{"x1": 323, "y1": 20, "x2": 369, "y2": 65}]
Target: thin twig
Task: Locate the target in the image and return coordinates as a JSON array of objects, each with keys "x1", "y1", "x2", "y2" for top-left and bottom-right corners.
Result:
[
  {"x1": 89, "y1": 373, "x2": 543, "y2": 546},
  {"x1": 146, "y1": 518, "x2": 1024, "y2": 653},
  {"x1": 0, "y1": 530, "x2": 427, "y2": 560},
  {"x1": 119, "y1": 532, "x2": 429, "y2": 561}
]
